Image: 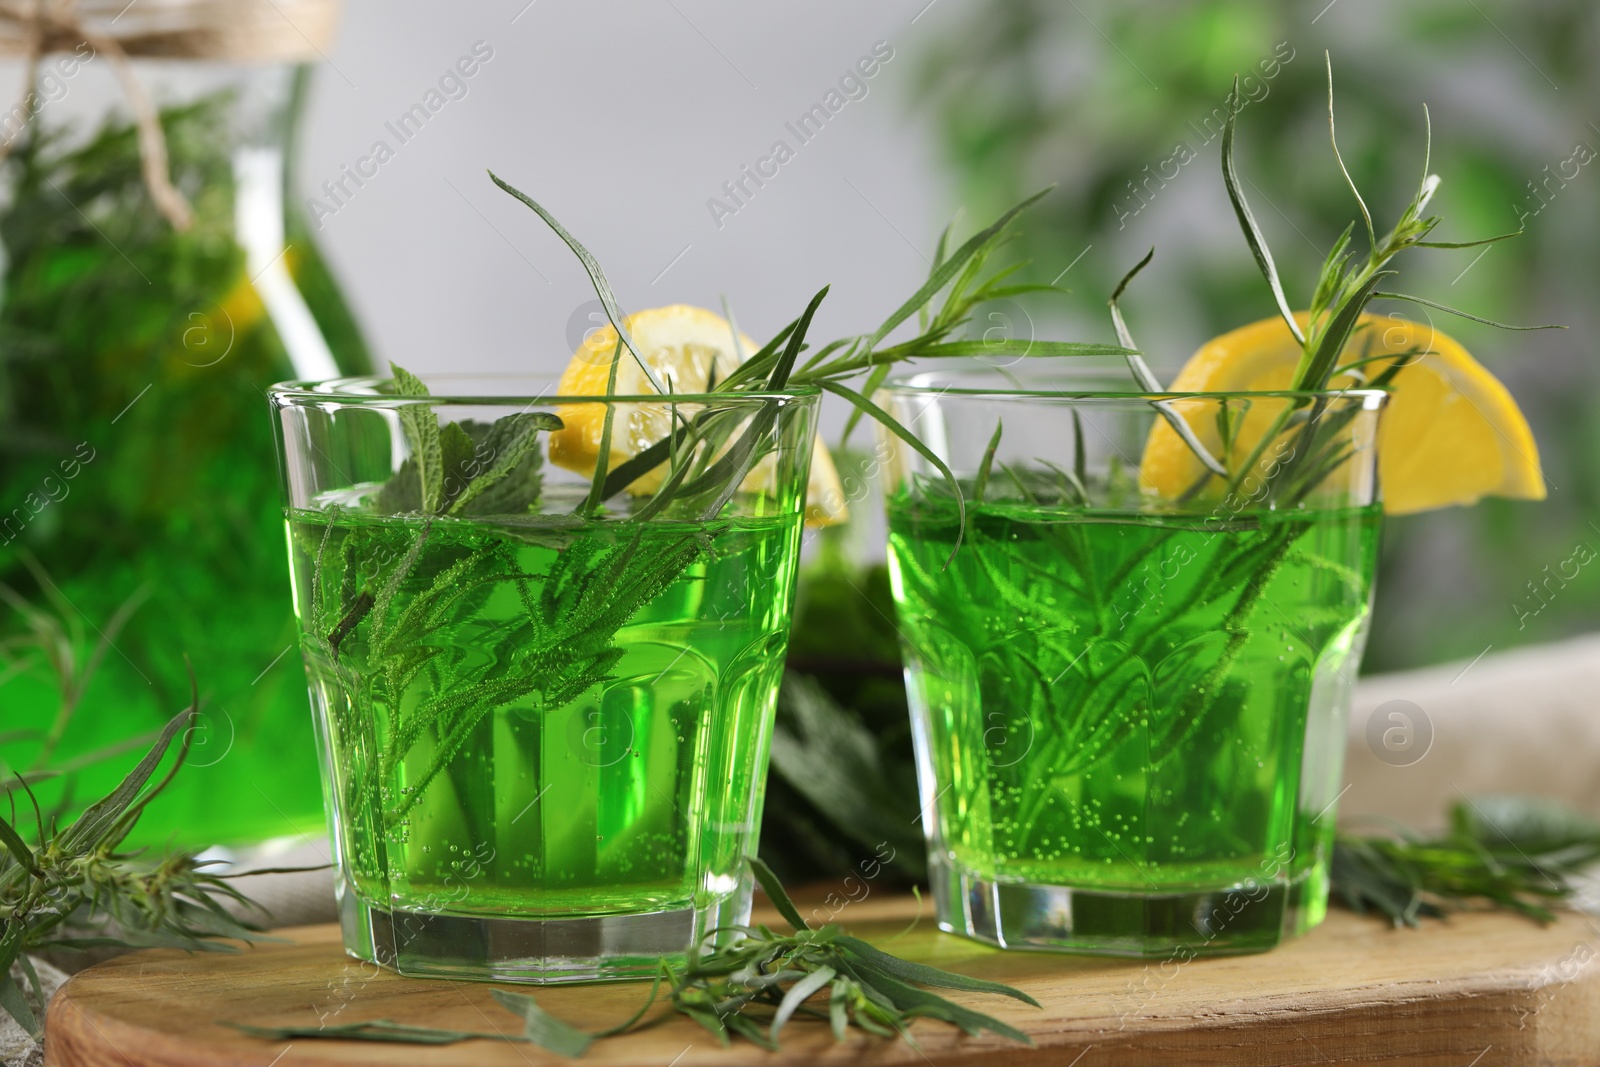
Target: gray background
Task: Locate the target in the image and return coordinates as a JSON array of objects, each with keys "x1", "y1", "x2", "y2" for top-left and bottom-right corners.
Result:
[{"x1": 299, "y1": 0, "x2": 953, "y2": 378}]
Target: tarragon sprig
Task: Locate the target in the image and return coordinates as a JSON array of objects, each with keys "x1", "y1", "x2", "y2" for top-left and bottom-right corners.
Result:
[
  {"x1": 1333, "y1": 795, "x2": 1600, "y2": 927},
  {"x1": 1202, "y1": 52, "x2": 1562, "y2": 504},
  {"x1": 497, "y1": 858, "x2": 1037, "y2": 1053},
  {"x1": 1270, "y1": 56, "x2": 1555, "y2": 396},
  {"x1": 650, "y1": 857, "x2": 1036, "y2": 1049},
  {"x1": 231, "y1": 856, "x2": 1039, "y2": 1056},
  {"x1": 484, "y1": 173, "x2": 1134, "y2": 559},
  {"x1": 1, "y1": 693, "x2": 279, "y2": 1038}
]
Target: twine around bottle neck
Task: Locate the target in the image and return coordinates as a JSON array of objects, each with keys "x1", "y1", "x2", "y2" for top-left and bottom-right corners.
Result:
[{"x1": 0, "y1": 0, "x2": 340, "y2": 230}]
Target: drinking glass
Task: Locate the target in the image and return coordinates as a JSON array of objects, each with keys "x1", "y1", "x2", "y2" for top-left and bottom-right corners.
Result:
[
  {"x1": 271, "y1": 374, "x2": 819, "y2": 981},
  {"x1": 877, "y1": 366, "x2": 1384, "y2": 956}
]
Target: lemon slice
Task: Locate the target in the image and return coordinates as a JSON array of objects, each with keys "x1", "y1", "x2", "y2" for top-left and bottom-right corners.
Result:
[
  {"x1": 1139, "y1": 313, "x2": 1545, "y2": 515},
  {"x1": 549, "y1": 304, "x2": 846, "y2": 525}
]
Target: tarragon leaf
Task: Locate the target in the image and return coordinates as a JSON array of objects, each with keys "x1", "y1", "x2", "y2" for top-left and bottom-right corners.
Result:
[
  {"x1": 748, "y1": 854, "x2": 811, "y2": 931},
  {"x1": 226, "y1": 1020, "x2": 526, "y2": 1045},
  {"x1": 1222, "y1": 77, "x2": 1304, "y2": 347},
  {"x1": 448, "y1": 412, "x2": 564, "y2": 515},
  {"x1": 0, "y1": 808, "x2": 40, "y2": 876},
  {"x1": 580, "y1": 339, "x2": 624, "y2": 516},
  {"x1": 973, "y1": 419, "x2": 1003, "y2": 504},
  {"x1": 1325, "y1": 53, "x2": 1375, "y2": 255},
  {"x1": 862, "y1": 187, "x2": 1051, "y2": 354},
  {"x1": 843, "y1": 963, "x2": 1032, "y2": 1044},
  {"x1": 817, "y1": 379, "x2": 967, "y2": 566},
  {"x1": 1103, "y1": 249, "x2": 1228, "y2": 478},
  {"x1": 1296, "y1": 271, "x2": 1391, "y2": 392},
  {"x1": 1452, "y1": 794, "x2": 1600, "y2": 853},
  {"x1": 686, "y1": 407, "x2": 779, "y2": 520},
  {"x1": 1107, "y1": 246, "x2": 1158, "y2": 386},
  {"x1": 1311, "y1": 222, "x2": 1356, "y2": 317},
  {"x1": 59, "y1": 707, "x2": 193, "y2": 854},
  {"x1": 487, "y1": 171, "x2": 669, "y2": 397},
  {"x1": 771, "y1": 965, "x2": 836, "y2": 1041},
  {"x1": 837, "y1": 935, "x2": 1039, "y2": 1005},
  {"x1": 491, "y1": 989, "x2": 594, "y2": 1057},
  {"x1": 1370, "y1": 291, "x2": 1564, "y2": 332},
  {"x1": 1415, "y1": 227, "x2": 1525, "y2": 250},
  {"x1": 837, "y1": 361, "x2": 891, "y2": 446},
  {"x1": 724, "y1": 1011, "x2": 780, "y2": 1050},
  {"x1": 390, "y1": 363, "x2": 445, "y2": 514},
  {"x1": 0, "y1": 973, "x2": 39, "y2": 1040},
  {"x1": 768, "y1": 285, "x2": 829, "y2": 390}
]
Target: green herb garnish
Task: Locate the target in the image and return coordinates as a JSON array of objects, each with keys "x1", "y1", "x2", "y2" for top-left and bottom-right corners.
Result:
[
  {"x1": 228, "y1": 856, "x2": 1037, "y2": 1055},
  {"x1": 0, "y1": 692, "x2": 277, "y2": 1038},
  {"x1": 363, "y1": 172, "x2": 1134, "y2": 542},
  {"x1": 671, "y1": 857, "x2": 1036, "y2": 1048},
  {"x1": 374, "y1": 363, "x2": 561, "y2": 517},
  {"x1": 481, "y1": 170, "x2": 1132, "y2": 548},
  {"x1": 1194, "y1": 52, "x2": 1562, "y2": 506},
  {"x1": 1333, "y1": 795, "x2": 1600, "y2": 927}
]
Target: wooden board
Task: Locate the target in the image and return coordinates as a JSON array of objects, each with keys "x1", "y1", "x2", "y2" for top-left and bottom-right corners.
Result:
[{"x1": 44, "y1": 895, "x2": 1600, "y2": 1067}]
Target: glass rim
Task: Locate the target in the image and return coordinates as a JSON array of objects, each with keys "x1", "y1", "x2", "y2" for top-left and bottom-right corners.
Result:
[
  {"x1": 880, "y1": 379, "x2": 1388, "y2": 406},
  {"x1": 268, "y1": 375, "x2": 823, "y2": 406}
]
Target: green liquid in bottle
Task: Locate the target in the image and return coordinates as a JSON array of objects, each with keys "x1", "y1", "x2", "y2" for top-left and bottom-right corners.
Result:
[{"x1": 0, "y1": 90, "x2": 370, "y2": 847}]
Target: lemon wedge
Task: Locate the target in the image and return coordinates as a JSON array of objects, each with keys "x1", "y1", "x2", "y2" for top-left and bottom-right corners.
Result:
[
  {"x1": 1139, "y1": 313, "x2": 1545, "y2": 515},
  {"x1": 549, "y1": 304, "x2": 846, "y2": 525}
]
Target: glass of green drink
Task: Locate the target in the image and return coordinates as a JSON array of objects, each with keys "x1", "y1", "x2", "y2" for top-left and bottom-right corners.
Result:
[
  {"x1": 878, "y1": 367, "x2": 1384, "y2": 956},
  {"x1": 270, "y1": 374, "x2": 819, "y2": 982}
]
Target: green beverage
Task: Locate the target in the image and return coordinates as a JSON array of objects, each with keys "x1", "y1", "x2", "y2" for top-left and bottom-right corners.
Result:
[
  {"x1": 288, "y1": 507, "x2": 800, "y2": 979},
  {"x1": 874, "y1": 371, "x2": 1386, "y2": 957},
  {"x1": 271, "y1": 371, "x2": 819, "y2": 982},
  {"x1": 887, "y1": 490, "x2": 1380, "y2": 955}
]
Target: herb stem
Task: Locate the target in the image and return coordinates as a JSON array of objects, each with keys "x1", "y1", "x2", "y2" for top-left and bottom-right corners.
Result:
[{"x1": 579, "y1": 338, "x2": 623, "y2": 517}]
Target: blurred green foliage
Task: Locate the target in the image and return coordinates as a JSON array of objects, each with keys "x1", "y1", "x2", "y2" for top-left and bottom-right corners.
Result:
[
  {"x1": 914, "y1": 0, "x2": 1600, "y2": 671},
  {"x1": 761, "y1": 522, "x2": 924, "y2": 887}
]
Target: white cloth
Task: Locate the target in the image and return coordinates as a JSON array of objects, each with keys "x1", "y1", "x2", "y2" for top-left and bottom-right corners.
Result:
[{"x1": 1344, "y1": 632, "x2": 1600, "y2": 830}]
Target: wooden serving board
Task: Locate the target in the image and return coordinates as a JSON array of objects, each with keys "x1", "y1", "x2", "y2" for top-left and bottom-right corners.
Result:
[{"x1": 44, "y1": 894, "x2": 1600, "y2": 1067}]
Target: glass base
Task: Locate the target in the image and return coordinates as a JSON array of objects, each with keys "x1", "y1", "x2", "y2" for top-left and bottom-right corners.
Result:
[
  {"x1": 930, "y1": 855, "x2": 1321, "y2": 958},
  {"x1": 337, "y1": 885, "x2": 728, "y2": 983}
]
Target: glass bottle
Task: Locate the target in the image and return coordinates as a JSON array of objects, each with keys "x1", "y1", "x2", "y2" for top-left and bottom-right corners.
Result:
[{"x1": 0, "y1": 48, "x2": 371, "y2": 848}]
